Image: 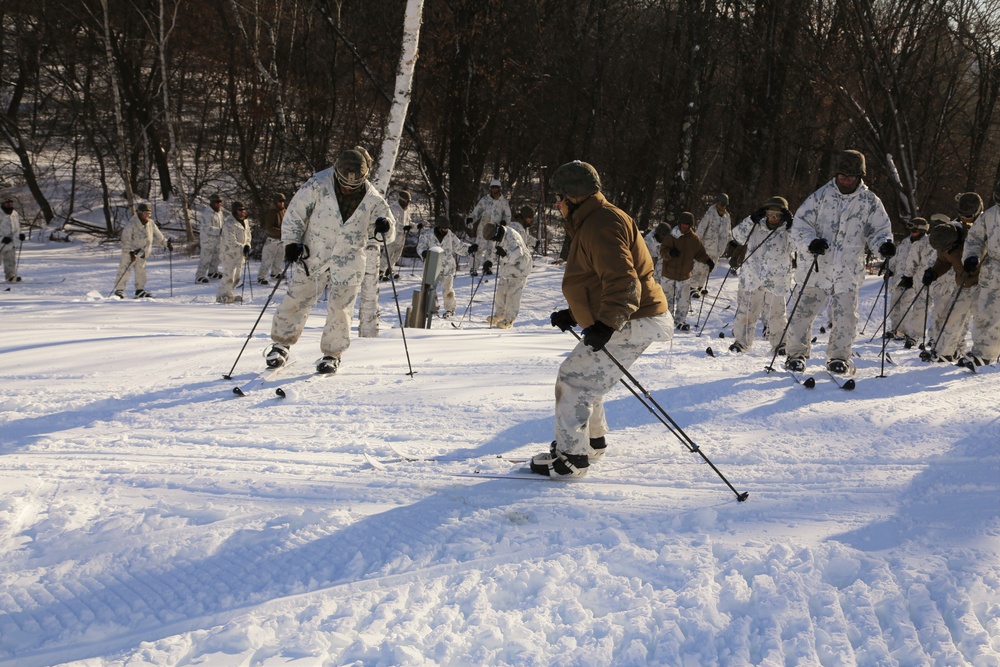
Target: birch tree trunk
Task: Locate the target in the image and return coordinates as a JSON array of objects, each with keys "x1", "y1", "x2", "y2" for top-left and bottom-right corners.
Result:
[
  {"x1": 98, "y1": 0, "x2": 136, "y2": 216},
  {"x1": 359, "y1": 0, "x2": 424, "y2": 338}
]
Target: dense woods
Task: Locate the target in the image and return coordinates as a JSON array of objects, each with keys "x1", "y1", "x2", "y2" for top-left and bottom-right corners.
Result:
[{"x1": 1, "y1": 0, "x2": 999, "y2": 243}]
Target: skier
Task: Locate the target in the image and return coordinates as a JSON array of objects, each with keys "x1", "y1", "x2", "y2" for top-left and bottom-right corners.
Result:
[
  {"x1": 467, "y1": 179, "x2": 510, "y2": 276},
  {"x1": 217, "y1": 202, "x2": 252, "y2": 304},
  {"x1": 532, "y1": 160, "x2": 671, "y2": 479},
  {"x1": 644, "y1": 223, "x2": 669, "y2": 276},
  {"x1": 488, "y1": 222, "x2": 532, "y2": 329},
  {"x1": 257, "y1": 193, "x2": 285, "y2": 285},
  {"x1": 659, "y1": 212, "x2": 714, "y2": 331},
  {"x1": 921, "y1": 194, "x2": 983, "y2": 362},
  {"x1": 265, "y1": 147, "x2": 394, "y2": 374},
  {"x1": 509, "y1": 206, "x2": 536, "y2": 252},
  {"x1": 727, "y1": 197, "x2": 794, "y2": 355},
  {"x1": 195, "y1": 194, "x2": 228, "y2": 283},
  {"x1": 113, "y1": 203, "x2": 171, "y2": 299},
  {"x1": 891, "y1": 217, "x2": 934, "y2": 347},
  {"x1": 381, "y1": 190, "x2": 411, "y2": 281},
  {"x1": 784, "y1": 150, "x2": 894, "y2": 374},
  {"x1": 690, "y1": 193, "x2": 731, "y2": 299},
  {"x1": 0, "y1": 194, "x2": 24, "y2": 283},
  {"x1": 960, "y1": 185, "x2": 1000, "y2": 368},
  {"x1": 416, "y1": 216, "x2": 473, "y2": 318}
]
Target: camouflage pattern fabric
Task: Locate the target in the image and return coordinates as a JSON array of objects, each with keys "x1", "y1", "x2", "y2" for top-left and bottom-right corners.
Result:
[
  {"x1": 114, "y1": 214, "x2": 168, "y2": 292},
  {"x1": 962, "y1": 204, "x2": 1000, "y2": 361},
  {"x1": 417, "y1": 228, "x2": 472, "y2": 313},
  {"x1": 733, "y1": 288, "x2": 787, "y2": 351},
  {"x1": 731, "y1": 216, "x2": 794, "y2": 294},
  {"x1": 659, "y1": 277, "x2": 692, "y2": 325},
  {"x1": 643, "y1": 230, "x2": 662, "y2": 276},
  {"x1": 217, "y1": 217, "x2": 251, "y2": 302},
  {"x1": 930, "y1": 283, "x2": 977, "y2": 359},
  {"x1": 272, "y1": 169, "x2": 394, "y2": 357},
  {"x1": 258, "y1": 238, "x2": 283, "y2": 281},
  {"x1": 894, "y1": 234, "x2": 936, "y2": 339},
  {"x1": 196, "y1": 208, "x2": 228, "y2": 281},
  {"x1": 491, "y1": 224, "x2": 533, "y2": 325},
  {"x1": 0, "y1": 209, "x2": 21, "y2": 280},
  {"x1": 509, "y1": 219, "x2": 534, "y2": 251},
  {"x1": 470, "y1": 194, "x2": 510, "y2": 267},
  {"x1": 691, "y1": 205, "x2": 732, "y2": 291},
  {"x1": 380, "y1": 200, "x2": 410, "y2": 275},
  {"x1": 554, "y1": 313, "x2": 673, "y2": 456},
  {"x1": 787, "y1": 178, "x2": 892, "y2": 362}
]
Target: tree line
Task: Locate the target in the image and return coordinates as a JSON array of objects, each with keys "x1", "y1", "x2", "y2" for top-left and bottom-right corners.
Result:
[{"x1": 1, "y1": 0, "x2": 998, "y2": 245}]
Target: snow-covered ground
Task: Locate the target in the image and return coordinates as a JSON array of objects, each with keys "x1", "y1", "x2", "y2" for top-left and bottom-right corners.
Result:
[{"x1": 1, "y1": 238, "x2": 998, "y2": 666}]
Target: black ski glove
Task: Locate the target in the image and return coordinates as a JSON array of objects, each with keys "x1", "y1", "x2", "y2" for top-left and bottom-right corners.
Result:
[
  {"x1": 284, "y1": 243, "x2": 305, "y2": 263},
  {"x1": 468, "y1": 243, "x2": 479, "y2": 254},
  {"x1": 416, "y1": 222, "x2": 424, "y2": 230},
  {"x1": 1, "y1": 236, "x2": 10, "y2": 244},
  {"x1": 420, "y1": 250, "x2": 428, "y2": 259},
  {"x1": 964, "y1": 256, "x2": 979, "y2": 274},
  {"x1": 493, "y1": 225, "x2": 506, "y2": 242},
  {"x1": 899, "y1": 276, "x2": 913, "y2": 290},
  {"x1": 582, "y1": 321, "x2": 615, "y2": 351},
  {"x1": 166, "y1": 239, "x2": 173, "y2": 251},
  {"x1": 750, "y1": 207, "x2": 766, "y2": 225},
  {"x1": 668, "y1": 247, "x2": 681, "y2": 258},
  {"x1": 243, "y1": 245, "x2": 251, "y2": 257},
  {"x1": 879, "y1": 240, "x2": 896, "y2": 258},
  {"x1": 782, "y1": 211, "x2": 793, "y2": 229},
  {"x1": 403, "y1": 225, "x2": 412, "y2": 232},
  {"x1": 496, "y1": 246, "x2": 507, "y2": 257},
  {"x1": 922, "y1": 268, "x2": 937, "y2": 286},
  {"x1": 465, "y1": 216, "x2": 473, "y2": 226},
  {"x1": 550, "y1": 309, "x2": 576, "y2": 332},
  {"x1": 808, "y1": 238, "x2": 829, "y2": 255},
  {"x1": 706, "y1": 259, "x2": 716, "y2": 272},
  {"x1": 374, "y1": 217, "x2": 391, "y2": 235},
  {"x1": 135, "y1": 249, "x2": 146, "y2": 259},
  {"x1": 483, "y1": 260, "x2": 493, "y2": 272},
  {"x1": 18, "y1": 233, "x2": 26, "y2": 241}
]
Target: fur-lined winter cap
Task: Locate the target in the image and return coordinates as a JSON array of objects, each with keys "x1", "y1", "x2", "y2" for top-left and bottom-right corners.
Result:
[
  {"x1": 956, "y1": 192, "x2": 983, "y2": 218},
  {"x1": 551, "y1": 161, "x2": 602, "y2": 199},
  {"x1": 834, "y1": 150, "x2": 866, "y2": 177},
  {"x1": 677, "y1": 212, "x2": 695, "y2": 226}
]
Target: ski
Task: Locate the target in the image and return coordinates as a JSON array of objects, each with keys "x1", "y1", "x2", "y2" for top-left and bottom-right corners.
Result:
[
  {"x1": 4, "y1": 277, "x2": 67, "y2": 287},
  {"x1": 387, "y1": 443, "x2": 530, "y2": 463},
  {"x1": 822, "y1": 370, "x2": 857, "y2": 390},
  {"x1": 275, "y1": 369, "x2": 335, "y2": 397},
  {"x1": 231, "y1": 361, "x2": 294, "y2": 397},
  {"x1": 705, "y1": 346, "x2": 715, "y2": 357},
  {"x1": 765, "y1": 364, "x2": 815, "y2": 388}
]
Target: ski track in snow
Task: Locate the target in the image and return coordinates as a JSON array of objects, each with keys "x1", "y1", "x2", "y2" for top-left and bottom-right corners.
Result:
[{"x1": 0, "y1": 243, "x2": 998, "y2": 666}]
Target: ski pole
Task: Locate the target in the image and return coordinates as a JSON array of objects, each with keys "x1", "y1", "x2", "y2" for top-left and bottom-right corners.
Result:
[
  {"x1": 454, "y1": 269, "x2": 487, "y2": 329},
  {"x1": 884, "y1": 283, "x2": 926, "y2": 344},
  {"x1": 878, "y1": 265, "x2": 891, "y2": 377},
  {"x1": 765, "y1": 255, "x2": 819, "y2": 373},
  {"x1": 696, "y1": 266, "x2": 731, "y2": 336},
  {"x1": 859, "y1": 273, "x2": 886, "y2": 335},
  {"x1": 920, "y1": 287, "x2": 930, "y2": 350},
  {"x1": 567, "y1": 328, "x2": 749, "y2": 502},
  {"x1": 14, "y1": 235, "x2": 24, "y2": 278},
  {"x1": 379, "y1": 234, "x2": 415, "y2": 377},
  {"x1": 222, "y1": 261, "x2": 290, "y2": 380},
  {"x1": 168, "y1": 243, "x2": 174, "y2": 297},
  {"x1": 487, "y1": 241, "x2": 503, "y2": 329},
  {"x1": 924, "y1": 278, "x2": 966, "y2": 360},
  {"x1": 108, "y1": 254, "x2": 137, "y2": 297}
]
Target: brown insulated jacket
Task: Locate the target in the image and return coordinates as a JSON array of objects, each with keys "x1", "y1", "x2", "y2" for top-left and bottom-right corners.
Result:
[{"x1": 660, "y1": 227, "x2": 711, "y2": 281}]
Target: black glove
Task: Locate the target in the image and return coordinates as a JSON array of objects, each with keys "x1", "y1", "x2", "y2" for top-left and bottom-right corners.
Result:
[
  {"x1": 493, "y1": 225, "x2": 506, "y2": 242},
  {"x1": 483, "y1": 260, "x2": 493, "y2": 272},
  {"x1": 496, "y1": 246, "x2": 507, "y2": 257},
  {"x1": 284, "y1": 243, "x2": 305, "y2": 263},
  {"x1": 403, "y1": 225, "x2": 412, "y2": 232},
  {"x1": 582, "y1": 321, "x2": 616, "y2": 351},
  {"x1": 922, "y1": 268, "x2": 937, "y2": 286},
  {"x1": 420, "y1": 250, "x2": 428, "y2": 259},
  {"x1": 134, "y1": 249, "x2": 146, "y2": 259},
  {"x1": 878, "y1": 240, "x2": 896, "y2": 258},
  {"x1": 465, "y1": 217, "x2": 473, "y2": 226},
  {"x1": 550, "y1": 309, "x2": 577, "y2": 332},
  {"x1": 243, "y1": 245, "x2": 251, "y2": 257},
  {"x1": 468, "y1": 243, "x2": 479, "y2": 254},
  {"x1": 374, "y1": 217, "x2": 391, "y2": 235},
  {"x1": 416, "y1": 223, "x2": 424, "y2": 230},
  {"x1": 129, "y1": 251, "x2": 137, "y2": 261},
  {"x1": 706, "y1": 259, "x2": 716, "y2": 272},
  {"x1": 782, "y1": 211, "x2": 793, "y2": 229},
  {"x1": 668, "y1": 246, "x2": 681, "y2": 258},
  {"x1": 750, "y1": 207, "x2": 765, "y2": 224},
  {"x1": 808, "y1": 238, "x2": 829, "y2": 255},
  {"x1": 167, "y1": 239, "x2": 174, "y2": 251},
  {"x1": 899, "y1": 276, "x2": 913, "y2": 290},
  {"x1": 964, "y1": 256, "x2": 979, "y2": 274},
  {"x1": 1, "y1": 236, "x2": 10, "y2": 244}
]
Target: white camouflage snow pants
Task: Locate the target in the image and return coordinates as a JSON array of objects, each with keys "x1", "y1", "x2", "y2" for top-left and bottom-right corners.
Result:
[
  {"x1": 660, "y1": 277, "x2": 692, "y2": 325},
  {"x1": 437, "y1": 271, "x2": 457, "y2": 314},
  {"x1": 271, "y1": 268, "x2": 358, "y2": 358},
  {"x1": 554, "y1": 313, "x2": 673, "y2": 456},
  {"x1": 195, "y1": 232, "x2": 221, "y2": 280},
  {"x1": 689, "y1": 254, "x2": 719, "y2": 293},
  {"x1": 733, "y1": 287, "x2": 787, "y2": 351},
  {"x1": 895, "y1": 285, "x2": 928, "y2": 341},
  {"x1": 216, "y1": 244, "x2": 245, "y2": 302},
  {"x1": 492, "y1": 257, "x2": 531, "y2": 324},
  {"x1": 970, "y1": 278, "x2": 1000, "y2": 362},
  {"x1": 113, "y1": 251, "x2": 148, "y2": 292},
  {"x1": 1, "y1": 240, "x2": 17, "y2": 280},
  {"x1": 931, "y1": 282, "x2": 977, "y2": 359},
  {"x1": 785, "y1": 287, "x2": 859, "y2": 363},
  {"x1": 258, "y1": 238, "x2": 283, "y2": 281}
]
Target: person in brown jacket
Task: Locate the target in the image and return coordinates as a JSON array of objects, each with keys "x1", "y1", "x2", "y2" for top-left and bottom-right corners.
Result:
[
  {"x1": 920, "y1": 196, "x2": 983, "y2": 362},
  {"x1": 531, "y1": 160, "x2": 672, "y2": 479},
  {"x1": 660, "y1": 212, "x2": 714, "y2": 331},
  {"x1": 258, "y1": 193, "x2": 286, "y2": 285}
]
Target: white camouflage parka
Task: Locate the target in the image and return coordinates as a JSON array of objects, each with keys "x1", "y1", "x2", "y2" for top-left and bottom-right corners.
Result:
[
  {"x1": 731, "y1": 215, "x2": 794, "y2": 294},
  {"x1": 964, "y1": 204, "x2": 1000, "y2": 290},
  {"x1": 417, "y1": 228, "x2": 471, "y2": 276},
  {"x1": 696, "y1": 206, "x2": 732, "y2": 259},
  {"x1": 281, "y1": 168, "x2": 395, "y2": 285},
  {"x1": 791, "y1": 179, "x2": 893, "y2": 293}
]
